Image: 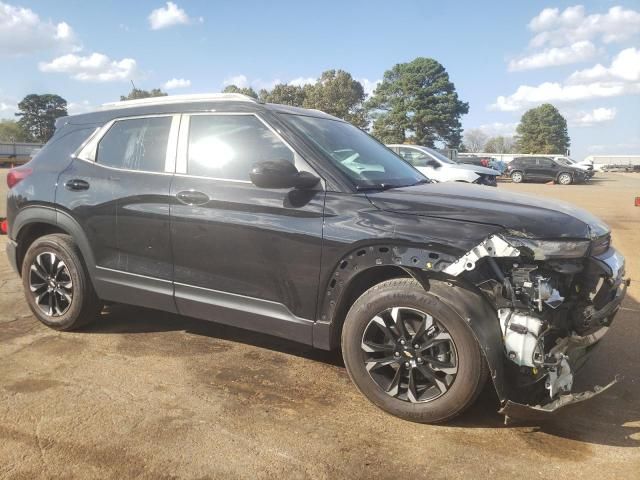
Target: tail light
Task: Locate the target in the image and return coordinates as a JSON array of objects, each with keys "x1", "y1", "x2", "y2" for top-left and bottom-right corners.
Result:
[
  {"x1": 0, "y1": 219, "x2": 7, "y2": 235},
  {"x1": 6, "y1": 166, "x2": 33, "y2": 189}
]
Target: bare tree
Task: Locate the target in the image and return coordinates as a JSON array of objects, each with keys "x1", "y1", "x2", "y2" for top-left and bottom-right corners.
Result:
[
  {"x1": 484, "y1": 135, "x2": 516, "y2": 153},
  {"x1": 463, "y1": 129, "x2": 488, "y2": 153}
]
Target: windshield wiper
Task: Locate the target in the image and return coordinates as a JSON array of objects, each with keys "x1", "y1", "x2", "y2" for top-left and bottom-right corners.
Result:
[
  {"x1": 355, "y1": 183, "x2": 403, "y2": 191},
  {"x1": 410, "y1": 178, "x2": 432, "y2": 186}
]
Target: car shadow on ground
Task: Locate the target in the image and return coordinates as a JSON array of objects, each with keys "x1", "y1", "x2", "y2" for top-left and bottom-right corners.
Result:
[
  {"x1": 81, "y1": 296, "x2": 640, "y2": 449},
  {"x1": 83, "y1": 303, "x2": 344, "y2": 367}
]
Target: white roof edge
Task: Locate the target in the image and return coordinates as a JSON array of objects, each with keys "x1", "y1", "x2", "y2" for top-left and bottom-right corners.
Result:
[{"x1": 100, "y1": 93, "x2": 259, "y2": 111}]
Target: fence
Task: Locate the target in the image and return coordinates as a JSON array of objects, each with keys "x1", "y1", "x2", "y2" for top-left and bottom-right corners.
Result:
[{"x1": 0, "y1": 142, "x2": 44, "y2": 166}]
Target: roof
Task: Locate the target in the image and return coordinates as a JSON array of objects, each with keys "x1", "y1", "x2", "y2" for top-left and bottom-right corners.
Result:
[{"x1": 100, "y1": 93, "x2": 259, "y2": 111}]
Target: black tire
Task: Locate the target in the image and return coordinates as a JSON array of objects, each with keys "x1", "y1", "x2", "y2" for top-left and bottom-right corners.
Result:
[
  {"x1": 557, "y1": 172, "x2": 572, "y2": 185},
  {"x1": 21, "y1": 233, "x2": 101, "y2": 331},
  {"x1": 341, "y1": 278, "x2": 487, "y2": 423},
  {"x1": 510, "y1": 171, "x2": 524, "y2": 183}
]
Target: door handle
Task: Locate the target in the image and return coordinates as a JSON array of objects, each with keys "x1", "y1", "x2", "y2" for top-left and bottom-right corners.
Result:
[
  {"x1": 65, "y1": 179, "x2": 90, "y2": 191},
  {"x1": 176, "y1": 190, "x2": 210, "y2": 206}
]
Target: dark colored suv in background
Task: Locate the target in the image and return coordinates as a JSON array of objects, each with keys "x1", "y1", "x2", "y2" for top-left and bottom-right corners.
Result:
[
  {"x1": 507, "y1": 156, "x2": 587, "y2": 185},
  {"x1": 5, "y1": 94, "x2": 627, "y2": 423}
]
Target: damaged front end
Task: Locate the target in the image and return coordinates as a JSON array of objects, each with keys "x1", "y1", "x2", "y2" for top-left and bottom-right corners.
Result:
[{"x1": 444, "y1": 232, "x2": 629, "y2": 419}]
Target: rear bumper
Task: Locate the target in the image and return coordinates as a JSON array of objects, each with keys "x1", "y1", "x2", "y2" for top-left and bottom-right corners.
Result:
[{"x1": 5, "y1": 238, "x2": 18, "y2": 274}]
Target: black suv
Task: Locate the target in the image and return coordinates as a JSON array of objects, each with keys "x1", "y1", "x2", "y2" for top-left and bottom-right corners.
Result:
[
  {"x1": 5, "y1": 95, "x2": 628, "y2": 423},
  {"x1": 507, "y1": 156, "x2": 587, "y2": 185}
]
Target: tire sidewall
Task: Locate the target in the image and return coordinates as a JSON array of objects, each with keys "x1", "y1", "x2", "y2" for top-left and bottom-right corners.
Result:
[
  {"x1": 341, "y1": 281, "x2": 484, "y2": 423},
  {"x1": 511, "y1": 171, "x2": 523, "y2": 183},
  {"x1": 21, "y1": 236, "x2": 87, "y2": 330}
]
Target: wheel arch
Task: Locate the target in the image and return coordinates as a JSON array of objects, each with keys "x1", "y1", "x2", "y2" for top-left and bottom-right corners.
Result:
[
  {"x1": 312, "y1": 243, "x2": 459, "y2": 351},
  {"x1": 556, "y1": 171, "x2": 573, "y2": 182},
  {"x1": 12, "y1": 207, "x2": 97, "y2": 283},
  {"x1": 311, "y1": 242, "x2": 508, "y2": 405}
]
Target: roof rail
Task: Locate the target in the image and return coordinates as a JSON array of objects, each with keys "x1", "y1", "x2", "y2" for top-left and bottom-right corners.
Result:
[{"x1": 100, "y1": 93, "x2": 259, "y2": 111}]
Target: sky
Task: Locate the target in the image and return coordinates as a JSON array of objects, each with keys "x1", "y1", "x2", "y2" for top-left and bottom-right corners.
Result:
[{"x1": 0, "y1": 0, "x2": 639, "y2": 160}]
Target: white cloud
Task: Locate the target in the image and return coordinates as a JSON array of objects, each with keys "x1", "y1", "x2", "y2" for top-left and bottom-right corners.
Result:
[
  {"x1": 476, "y1": 122, "x2": 518, "y2": 137},
  {"x1": 163, "y1": 78, "x2": 191, "y2": 90},
  {"x1": 359, "y1": 78, "x2": 381, "y2": 97},
  {"x1": 289, "y1": 77, "x2": 316, "y2": 87},
  {"x1": 528, "y1": 5, "x2": 640, "y2": 48},
  {"x1": 223, "y1": 74, "x2": 249, "y2": 88},
  {"x1": 492, "y1": 80, "x2": 640, "y2": 111},
  {"x1": 149, "y1": 2, "x2": 200, "y2": 30},
  {"x1": 567, "y1": 107, "x2": 617, "y2": 127},
  {"x1": 569, "y1": 47, "x2": 640, "y2": 83},
  {"x1": 39, "y1": 53, "x2": 137, "y2": 82},
  {"x1": 67, "y1": 100, "x2": 94, "y2": 115},
  {"x1": 508, "y1": 40, "x2": 597, "y2": 71},
  {"x1": 0, "y1": 1, "x2": 78, "y2": 55}
]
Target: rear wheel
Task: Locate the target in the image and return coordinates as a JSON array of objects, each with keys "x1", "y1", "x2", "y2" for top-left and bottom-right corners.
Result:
[
  {"x1": 21, "y1": 234, "x2": 101, "y2": 331},
  {"x1": 511, "y1": 171, "x2": 523, "y2": 183},
  {"x1": 341, "y1": 278, "x2": 487, "y2": 423},
  {"x1": 558, "y1": 172, "x2": 572, "y2": 185}
]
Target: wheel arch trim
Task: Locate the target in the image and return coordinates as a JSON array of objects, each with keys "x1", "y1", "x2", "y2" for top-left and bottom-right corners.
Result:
[
  {"x1": 11, "y1": 206, "x2": 98, "y2": 284},
  {"x1": 312, "y1": 243, "x2": 460, "y2": 350}
]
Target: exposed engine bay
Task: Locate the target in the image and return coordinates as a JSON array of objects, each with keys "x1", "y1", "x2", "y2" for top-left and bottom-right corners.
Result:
[{"x1": 444, "y1": 233, "x2": 628, "y2": 417}]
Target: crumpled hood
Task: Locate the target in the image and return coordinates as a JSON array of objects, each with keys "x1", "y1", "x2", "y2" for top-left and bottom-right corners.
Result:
[
  {"x1": 367, "y1": 183, "x2": 609, "y2": 239},
  {"x1": 451, "y1": 163, "x2": 500, "y2": 175}
]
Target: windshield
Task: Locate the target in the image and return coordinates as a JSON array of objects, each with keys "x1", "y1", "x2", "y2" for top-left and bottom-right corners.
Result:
[
  {"x1": 280, "y1": 114, "x2": 427, "y2": 189},
  {"x1": 418, "y1": 146, "x2": 455, "y2": 164}
]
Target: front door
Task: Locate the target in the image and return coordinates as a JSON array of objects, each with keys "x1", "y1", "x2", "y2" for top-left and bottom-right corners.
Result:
[{"x1": 169, "y1": 113, "x2": 324, "y2": 344}]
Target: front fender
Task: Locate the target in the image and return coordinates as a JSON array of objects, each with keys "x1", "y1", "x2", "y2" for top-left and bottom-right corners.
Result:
[{"x1": 424, "y1": 279, "x2": 507, "y2": 403}]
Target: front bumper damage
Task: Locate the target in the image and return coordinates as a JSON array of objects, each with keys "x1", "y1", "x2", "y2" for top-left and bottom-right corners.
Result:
[
  {"x1": 443, "y1": 234, "x2": 629, "y2": 420},
  {"x1": 499, "y1": 377, "x2": 618, "y2": 420}
]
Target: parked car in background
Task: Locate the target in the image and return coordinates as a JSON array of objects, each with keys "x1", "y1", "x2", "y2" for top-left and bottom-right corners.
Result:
[
  {"x1": 553, "y1": 156, "x2": 594, "y2": 178},
  {"x1": 507, "y1": 156, "x2": 588, "y2": 185},
  {"x1": 387, "y1": 144, "x2": 499, "y2": 186}
]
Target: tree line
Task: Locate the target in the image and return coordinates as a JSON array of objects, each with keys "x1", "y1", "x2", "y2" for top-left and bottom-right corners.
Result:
[
  {"x1": 463, "y1": 104, "x2": 570, "y2": 155},
  {"x1": 0, "y1": 57, "x2": 570, "y2": 155}
]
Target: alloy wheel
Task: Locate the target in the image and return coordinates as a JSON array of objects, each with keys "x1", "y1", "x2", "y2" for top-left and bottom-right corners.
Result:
[
  {"x1": 559, "y1": 173, "x2": 572, "y2": 185},
  {"x1": 29, "y1": 252, "x2": 73, "y2": 317},
  {"x1": 511, "y1": 172, "x2": 523, "y2": 183},
  {"x1": 361, "y1": 307, "x2": 458, "y2": 403}
]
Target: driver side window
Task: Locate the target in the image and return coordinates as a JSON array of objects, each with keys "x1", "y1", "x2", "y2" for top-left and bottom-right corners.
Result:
[
  {"x1": 187, "y1": 114, "x2": 294, "y2": 181},
  {"x1": 398, "y1": 148, "x2": 430, "y2": 167}
]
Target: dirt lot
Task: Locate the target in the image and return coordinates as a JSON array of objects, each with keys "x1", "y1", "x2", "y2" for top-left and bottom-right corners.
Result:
[{"x1": 1, "y1": 173, "x2": 639, "y2": 479}]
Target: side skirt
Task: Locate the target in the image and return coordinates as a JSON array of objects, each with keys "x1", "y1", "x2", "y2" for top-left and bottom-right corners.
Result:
[{"x1": 174, "y1": 283, "x2": 314, "y2": 346}]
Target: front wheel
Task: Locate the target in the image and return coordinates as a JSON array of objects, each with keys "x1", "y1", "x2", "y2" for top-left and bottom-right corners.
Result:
[
  {"x1": 557, "y1": 172, "x2": 573, "y2": 185},
  {"x1": 341, "y1": 278, "x2": 487, "y2": 423}
]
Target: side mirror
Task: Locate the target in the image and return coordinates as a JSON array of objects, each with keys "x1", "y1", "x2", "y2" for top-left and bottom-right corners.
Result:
[
  {"x1": 250, "y1": 159, "x2": 320, "y2": 189},
  {"x1": 426, "y1": 159, "x2": 441, "y2": 169}
]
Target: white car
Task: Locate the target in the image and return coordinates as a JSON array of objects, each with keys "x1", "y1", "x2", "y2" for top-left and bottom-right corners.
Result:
[
  {"x1": 553, "y1": 156, "x2": 595, "y2": 177},
  {"x1": 387, "y1": 144, "x2": 499, "y2": 186}
]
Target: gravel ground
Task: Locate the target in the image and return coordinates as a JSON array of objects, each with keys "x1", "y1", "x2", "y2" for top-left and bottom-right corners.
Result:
[{"x1": 0, "y1": 173, "x2": 638, "y2": 479}]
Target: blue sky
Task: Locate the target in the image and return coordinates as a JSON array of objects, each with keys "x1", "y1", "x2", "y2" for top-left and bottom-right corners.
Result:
[{"x1": 1, "y1": 0, "x2": 639, "y2": 160}]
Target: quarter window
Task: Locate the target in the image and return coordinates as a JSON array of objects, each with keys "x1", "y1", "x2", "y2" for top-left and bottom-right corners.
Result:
[
  {"x1": 187, "y1": 115, "x2": 294, "y2": 180},
  {"x1": 96, "y1": 116, "x2": 172, "y2": 172}
]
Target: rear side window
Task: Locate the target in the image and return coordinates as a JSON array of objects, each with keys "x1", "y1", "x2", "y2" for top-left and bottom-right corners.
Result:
[
  {"x1": 187, "y1": 114, "x2": 294, "y2": 180},
  {"x1": 96, "y1": 116, "x2": 172, "y2": 172}
]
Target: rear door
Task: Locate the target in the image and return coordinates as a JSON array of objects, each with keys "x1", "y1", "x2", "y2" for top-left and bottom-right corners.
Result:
[
  {"x1": 169, "y1": 112, "x2": 325, "y2": 343},
  {"x1": 69, "y1": 114, "x2": 179, "y2": 311}
]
